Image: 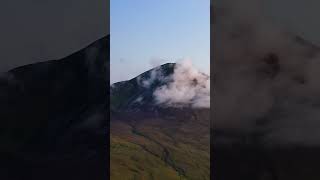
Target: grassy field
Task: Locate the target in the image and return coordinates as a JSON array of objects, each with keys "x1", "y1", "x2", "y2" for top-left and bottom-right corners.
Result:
[{"x1": 110, "y1": 110, "x2": 210, "y2": 180}]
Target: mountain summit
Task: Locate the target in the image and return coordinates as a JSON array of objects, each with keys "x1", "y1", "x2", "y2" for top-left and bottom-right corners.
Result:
[
  {"x1": 111, "y1": 63, "x2": 175, "y2": 111},
  {"x1": 111, "y1": 61, "x2": 210, "y2": 112}
]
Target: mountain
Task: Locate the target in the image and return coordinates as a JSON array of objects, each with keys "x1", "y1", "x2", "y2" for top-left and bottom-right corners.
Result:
[
  {"x1": 212, "y1": 3, "x2": 320, "y2": 179},
  {"x1": 212, "y1": 36, "x2": 320, "y2": 180},
  {"x1": 0, "y1": 36, "x2": 109, "y2": 180},
  {"x1": 110, "y1": 64, "x2": 210, "y2": 180},
  {"x1": 111, "y1": 62, "x2": 210, "y2": 111},
  {"x1": 111, "y1": 63, "x2": 175, "y2": 111},
  {"x1": 212, "y1": 35, "x2": 320, "y2": 180}
]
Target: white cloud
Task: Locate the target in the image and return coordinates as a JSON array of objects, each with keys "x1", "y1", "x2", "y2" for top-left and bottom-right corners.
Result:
[{"x1": 153, "y1": 60, "x2": 210, "y2": 108}]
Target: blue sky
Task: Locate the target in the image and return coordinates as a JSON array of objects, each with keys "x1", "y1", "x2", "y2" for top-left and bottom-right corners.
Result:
[{"x1": 111, "y1": 0, "x2": 210, "y2": 83}]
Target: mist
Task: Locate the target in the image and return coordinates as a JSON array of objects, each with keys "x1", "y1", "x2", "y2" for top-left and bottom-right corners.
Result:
[
  {"x1": 213, "y1": 0, "x2": 320, "y2": 146},
  {"x1": 154, "y1": 60, "x2": 210, "y2": 108}
]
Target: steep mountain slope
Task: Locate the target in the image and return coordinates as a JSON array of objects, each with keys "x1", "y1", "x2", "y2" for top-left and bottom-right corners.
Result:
[
  {"x1": 110, "y1": 63, "x2": 178, "y2": 112},
  {"x1": 110, "y1": 63, "x2": 210, "y2": 180},
  {"x1": 0, "y1": 36, "x2": 109, "y2": 180}
]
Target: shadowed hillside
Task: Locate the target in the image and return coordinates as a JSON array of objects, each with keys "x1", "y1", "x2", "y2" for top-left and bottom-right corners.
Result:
[{"x1": 0, "y1": 36, "x2": 109, "y2": 180}]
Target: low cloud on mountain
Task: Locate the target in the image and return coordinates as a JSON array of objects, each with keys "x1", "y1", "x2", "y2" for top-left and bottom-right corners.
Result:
[
  {"x1": 137, "y1": 66, "x2": 164, "y2": 88},
  {"x1": 153, "y1": 60, "x2": 210, "y2": 108}
]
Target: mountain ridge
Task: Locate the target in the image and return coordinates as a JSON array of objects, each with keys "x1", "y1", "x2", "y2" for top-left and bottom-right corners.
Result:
[
  {"x1": 111, "y1": 62, "x2": 210, "y2": 112},
  {"x1": 0, "y1": 35, "x2": 109, "y2": 180}
]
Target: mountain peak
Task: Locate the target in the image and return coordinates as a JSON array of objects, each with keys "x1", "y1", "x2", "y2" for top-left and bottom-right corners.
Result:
[
  {"x1": 111, "y1": 61, "x2": 210, "y2": 111},
  {"x1": 0, "y1": 35, "x2": 109, "y2": 154}
]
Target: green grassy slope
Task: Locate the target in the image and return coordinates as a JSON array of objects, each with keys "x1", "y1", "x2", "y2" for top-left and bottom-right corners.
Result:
[{"x1": 110, "y1": 110, "x2": 210, "y2": 180}]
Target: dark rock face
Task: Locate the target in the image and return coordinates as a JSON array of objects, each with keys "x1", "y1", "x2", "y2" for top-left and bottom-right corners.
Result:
[
  {"x1": 110, "y1": 63, "x2": 175, "y2": 112},
  {"x1": 0, "y1": 36, "x2": 109, "y2": 180}
]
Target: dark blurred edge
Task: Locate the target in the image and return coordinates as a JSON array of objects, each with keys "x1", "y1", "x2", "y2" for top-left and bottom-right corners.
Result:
[{"x1": 0, "y1": 0, "x2": 110, "y2": 179}]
